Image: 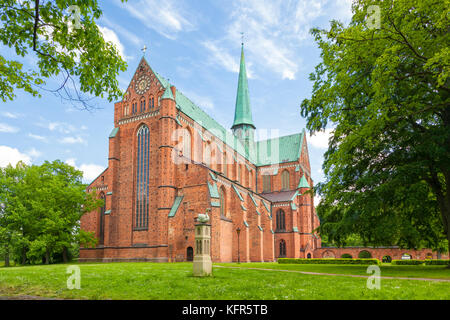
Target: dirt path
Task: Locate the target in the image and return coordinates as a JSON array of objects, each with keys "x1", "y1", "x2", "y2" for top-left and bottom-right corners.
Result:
[
  {"x1": 214, "y1": 265, "x2": 450, "y2": 282},
  {"x1": 0, "y1": 295, "x2": 63, "y2": 300}
]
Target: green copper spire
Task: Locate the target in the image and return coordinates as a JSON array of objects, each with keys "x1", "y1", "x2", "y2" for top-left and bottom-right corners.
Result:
[
  {"x1": 232, "y1": 44, "x2": 255, "y2": 130},
  {"x1": 161, "y1": 83, "x2": 174, "y2": 101},
  {"x1": 298, "y1": 174, "x2": 310, "y2": 189}
]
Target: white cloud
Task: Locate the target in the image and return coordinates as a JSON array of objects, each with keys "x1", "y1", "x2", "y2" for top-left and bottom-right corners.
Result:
[
  {"x1": 1, "y1": 111, "x2": 21, "y2": 119},
  {"x1": 117, "y1": 0, "x2": 196, "y2": 40},
  {"x1": 60, "y1": 136, "x2": 87, "y2": 145},
  {"x1": 203, "y1": 0, "x2": 353, "y2": 80},
  {"x1": 0, "y1": 123, "x2": 19, "y2": 133},
  {"x1": 309, "y1": 128, "x2": 334, "y2": 149},
  {"x1": 28, "y1": 133, "x2": 48, "y2": 142},
  {"x1": 314, "y1": 195, "x2": 322, "y2": 207},
  {"x1": 0, "y1": 146, "x2": 31, "y2": 167},
  {"x1": 37, "y1": 119, "x2": 78, "y2": 135},
  {"x1": 98, "y1": 26, "x2": 128, "y2": 60},
  {"x1": 65, "y1": 158, "x2": 105, "y2": 183},
  {"x1": 101, "y1": 16, "x2": 143, "y2": 47},
  {"x1": 27, "y1": 148, "x2": 42, "y2": 159},
  {"x1": 202, "y1": 41, "x2": 255, "y2": 78}
]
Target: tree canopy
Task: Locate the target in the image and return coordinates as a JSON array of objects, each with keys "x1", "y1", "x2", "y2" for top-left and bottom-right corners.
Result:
[
  {"x1": 301, "y1": 0, "x2": 449, "y2": 253},
  {"x1": 0, "y1": 160, "x2": 101, "y2": 266},
  {"x1": 0, "y1": 0, "x2": 128, "y2": 109}
]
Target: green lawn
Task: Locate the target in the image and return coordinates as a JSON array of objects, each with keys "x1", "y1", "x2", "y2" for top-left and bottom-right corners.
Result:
[
  {"x1": 0, "y1": 262, "x2": 449, "y2": 300},
  {"x1": 217, "y1": 263, "x2": 450, "y2": 280}
]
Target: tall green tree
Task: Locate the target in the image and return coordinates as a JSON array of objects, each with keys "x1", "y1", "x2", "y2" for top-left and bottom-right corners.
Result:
[
  {"x1": 301, "y1": 0, "x2": 449, "y2": 254},
  {"x1": 0, "y1": 161, "x2": 101, "y2": 265},
  {"x1": 0, "y1": 0, "x2": 128, "y2": 108}
]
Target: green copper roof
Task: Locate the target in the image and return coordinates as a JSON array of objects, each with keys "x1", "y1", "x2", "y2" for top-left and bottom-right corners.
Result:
[
  {"x1": 208, "y1": 182, "x2": 220, "y2": 199},
  {"x1": 161, "y1": 84, "x2": 175, "y2": 101},
  {"x1": 256, "y1": 130, "x2": 305, "y2": 166},
  {"x1": 109, "y1": 127, "x2": 119, "y2": 138},
  {"x1": 248, "y1": 193, "x2": 258, "y2": 207},
  {"x1": 232, "y1": 45, "x2": 255, "y2": 130},
  {"x1": 232, "y1": 185, "x2": 244, "y2": 201},
  {"x1": 143, "y1": 57, "x2": 307, "y2": 167},
  {"x1": 209, "y1": 172, "x2": 218, "y2": 181},
  {"x1": 168, "y1": 196, "x2": 184, "y2": 217},
  {"x1": 211, "y1": 200, "x2": 221, "y2": 207},
  {"x1": 262, "y1": 201, "x2": 271, "y2": 213},
  {"x1": 298, "y1": 174, "x2": 310, "y2": 189}
]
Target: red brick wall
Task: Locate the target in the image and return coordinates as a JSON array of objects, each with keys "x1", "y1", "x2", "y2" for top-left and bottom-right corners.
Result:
[{"x1": 314, "y1": 247, "x2": 449, "y2": 260}]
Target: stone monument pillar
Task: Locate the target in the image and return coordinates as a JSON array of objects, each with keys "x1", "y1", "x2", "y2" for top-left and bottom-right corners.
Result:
[{"x1": 193, "y1": 212, "x2": 212, "y2": 277}]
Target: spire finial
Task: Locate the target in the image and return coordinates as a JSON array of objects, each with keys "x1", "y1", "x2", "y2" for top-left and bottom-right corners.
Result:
[
  {"x1": 141, "y1": 45, "x2": 148, "y2": 56},
  {"x1": 240, "y1": 32, "x2": 244, "y2": 46}
]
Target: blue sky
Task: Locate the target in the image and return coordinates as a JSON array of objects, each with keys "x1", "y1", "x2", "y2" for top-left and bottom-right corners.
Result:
[{"x1": 0, "y1": 0, "x2": 352, "y2": 198}]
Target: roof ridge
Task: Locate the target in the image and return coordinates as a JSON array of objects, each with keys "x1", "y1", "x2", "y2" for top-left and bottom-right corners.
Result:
[{"x1": 257, "y1": 132, "x2": 303, "y2": 143}]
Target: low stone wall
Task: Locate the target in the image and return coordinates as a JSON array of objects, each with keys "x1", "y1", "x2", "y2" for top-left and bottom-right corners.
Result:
[{"x1": 314, "y1": 247, "x2": 448, "y2": 261}]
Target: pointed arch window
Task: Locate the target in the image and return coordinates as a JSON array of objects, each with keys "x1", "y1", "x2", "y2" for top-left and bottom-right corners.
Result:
[
  {"x1": 183, "y1": 129, "x2": 192, "y2": 159},
  {"x1": 204, "y1": 143, "x2": 211, "y2": 166},
  {"x1": 140, "y1": 99, "x2": 146, "y2": 113},
  {"x1": 262, "y1": 175, "x2": 271, "y2": 193},
  {"x1": 223, "y1": 152, "x2": 227, "y2": 177},
  {"x1": 281, "y1": 170, "x2": 290, "y2": 191},
  {"x1": 219, "y1": 187, "x2": 227, "y2": 218},
  {"x1": 99, "y1": 192, "x2": 106, "y2": 245},
  {"x1": 276, "y1": 209, "x2": 285, "y2": 231},
  {"x1": 149, "y1": 96, "x2": 155, "y2": 110},
  {"x1": 237, "y1": 164, "x2": 241, "y2": 183},
  {"x1": 135, "y1": 125, "x2": 150, "y2": 229}
]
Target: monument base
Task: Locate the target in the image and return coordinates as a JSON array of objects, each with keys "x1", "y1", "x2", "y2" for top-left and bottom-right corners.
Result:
[{"x1": 193, "y1": 255, "x2": 212, "y2": 277}]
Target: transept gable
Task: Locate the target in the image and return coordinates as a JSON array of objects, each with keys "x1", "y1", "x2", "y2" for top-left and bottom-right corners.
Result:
[{"x1": 121, "y1": 57, "x2": 165, "y2": 105}]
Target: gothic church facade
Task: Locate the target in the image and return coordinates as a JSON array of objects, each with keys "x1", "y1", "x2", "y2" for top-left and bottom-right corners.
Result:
[{"x1": 80, "y1": 45, "x2": 321, "y2": 262}]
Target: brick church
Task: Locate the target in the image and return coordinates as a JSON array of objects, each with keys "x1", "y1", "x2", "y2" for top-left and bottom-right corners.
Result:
[{"x1": 79, "y1": 44, "x2": 322, "y2": 263}]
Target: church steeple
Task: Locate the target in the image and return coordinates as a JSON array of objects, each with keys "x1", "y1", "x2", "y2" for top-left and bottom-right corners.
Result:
[
  {"x1": 232, "y1": 44, "x2": 255, "y2": 156},
  {"x1": 232, "y1": 44, "x2": 255, "y2": 131}
]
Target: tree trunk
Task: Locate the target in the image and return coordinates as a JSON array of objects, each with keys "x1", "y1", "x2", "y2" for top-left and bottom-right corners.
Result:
[
  {"x1": 62, "y1": 246, "x2": 68, "y2": 263},
  {"x1": 426, "y1": 167, "x2": 450, "y2": 268},
  {"x1": 4, "y1": 252, "x2": 9, "y2": 267},
  {"x1": 21, "y1": 247, "x2": 26, "y2": 265},
  {"x1": 45, "y1": 248, "x2": 50, "y2": 265}
]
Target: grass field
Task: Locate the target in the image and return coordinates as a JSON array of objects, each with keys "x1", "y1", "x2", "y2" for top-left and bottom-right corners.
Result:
[
  {"x1": 0, "y1": 262, "x2": 449, "y2": 300},
  {"x1": 217, "y1": 263, "x2": 450, "y2": 280}
]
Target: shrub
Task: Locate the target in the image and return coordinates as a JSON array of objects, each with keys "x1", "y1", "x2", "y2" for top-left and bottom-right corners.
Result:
[
  {"x1": 278, "y1": 258, "x2": 380, "y2": 265},
  {"x1": 341, "y1": 254, "x2": 353, "y2": 259},
  {"x1": 391, "y1": 259, "x2": 424, "y2": 265},
  {"x1": 425, "y1": 259, "x2": 450, "y2": 266},
  {"x1": 358, "y1": 250, "x2": 372, "y2": 258}
]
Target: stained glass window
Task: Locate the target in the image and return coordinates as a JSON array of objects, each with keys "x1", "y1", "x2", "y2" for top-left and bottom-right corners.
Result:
[{"x1": 135, "y1": 125, "x2": 150, "y2": 229}]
